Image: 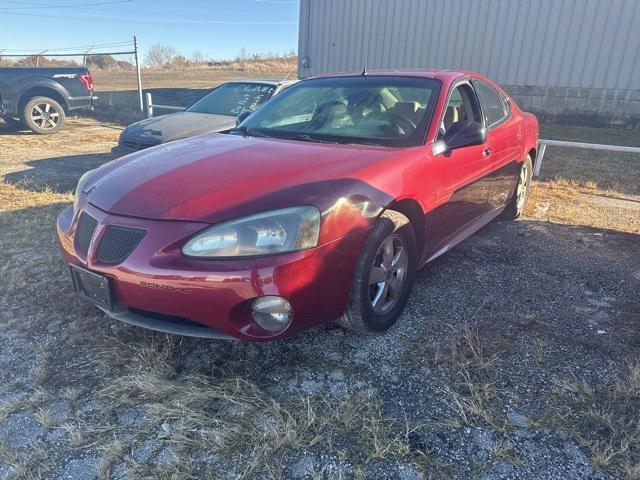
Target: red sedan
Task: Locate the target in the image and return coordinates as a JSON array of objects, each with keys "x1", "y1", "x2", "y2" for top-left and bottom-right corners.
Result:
[{"x1": 57, "y1": 70, "x2": 538, "y2": 341}]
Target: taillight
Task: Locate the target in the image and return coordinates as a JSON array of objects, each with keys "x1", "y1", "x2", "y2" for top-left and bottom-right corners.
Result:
[{"x1": 79, "y1": 73, "x2": 93, "y2": 92}]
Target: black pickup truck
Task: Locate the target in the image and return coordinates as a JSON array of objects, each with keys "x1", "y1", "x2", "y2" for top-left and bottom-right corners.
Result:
[{"x1": 0, "y1": 67, "x2": 96, "y2": 134}]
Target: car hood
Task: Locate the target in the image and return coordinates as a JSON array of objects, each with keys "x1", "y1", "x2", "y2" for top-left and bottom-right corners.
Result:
[
  {"x1": 122, "y1": 111, "x2": 237, "y2": 144},
  {"x1": 87, "y1": 133, "x2": 403, "y2": 224}
]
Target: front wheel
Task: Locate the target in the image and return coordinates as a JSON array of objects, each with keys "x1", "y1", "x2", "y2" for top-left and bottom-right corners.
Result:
[
  {"x1": 22, "y1": 96, "x2": 66, "y2": 135},
  {"x1": 500, "y1": 154, "x2": 533, "y2": 220},
  {"x1": 338, "y1": 210, "x2": 417, "y2": 334}
]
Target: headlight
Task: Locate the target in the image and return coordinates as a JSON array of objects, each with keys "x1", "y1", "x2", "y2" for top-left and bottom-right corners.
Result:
[
  {"x1": 73, "y1": 170, "x2": 93, "y2": 213},
  {"x1": 182, "y1": 206, "x2": 320, "y2": 258}
]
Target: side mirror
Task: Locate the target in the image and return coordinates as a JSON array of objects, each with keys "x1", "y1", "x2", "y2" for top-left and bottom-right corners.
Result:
[
  {"x1": 235, "y1": 110, "x2": 252, "y2": 126},
  {"x1": 432, "y1": 121, "x2": 487, "y2": 155}
]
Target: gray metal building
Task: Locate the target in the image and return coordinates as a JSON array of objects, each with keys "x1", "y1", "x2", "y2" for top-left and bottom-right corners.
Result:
[{"x1": 298, "y1": 0, "x2": 640, "y2": 126}]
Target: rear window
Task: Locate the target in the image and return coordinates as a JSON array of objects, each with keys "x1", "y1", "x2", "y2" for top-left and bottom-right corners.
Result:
[
  {"x1": 187, "y1": 82, "x2": 276, "y2": 116},
  {"x1": 472, "y1": 79, "x2": 508, "y2": 128}
]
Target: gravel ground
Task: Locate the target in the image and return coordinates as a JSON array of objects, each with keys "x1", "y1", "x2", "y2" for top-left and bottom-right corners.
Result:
[{"x1": 0, "y1": 119, "x2": 639, "y2": 479}]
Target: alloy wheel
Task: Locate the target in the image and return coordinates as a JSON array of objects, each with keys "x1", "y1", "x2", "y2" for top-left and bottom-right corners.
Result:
[
  {"x1": 31, "y1": 103, "x2": 60, "y2": 130},
  {"x1": 516, "y1": 161, "x2": 530, "y2": 211},
  {"x1": 368, "y1": 233, "x2": 408, "y2": 314}
]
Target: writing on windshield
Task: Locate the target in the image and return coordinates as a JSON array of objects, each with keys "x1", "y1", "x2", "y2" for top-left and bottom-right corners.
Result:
[{"x1": 187, "y1": 83, "x2": 276, "y2": 116}]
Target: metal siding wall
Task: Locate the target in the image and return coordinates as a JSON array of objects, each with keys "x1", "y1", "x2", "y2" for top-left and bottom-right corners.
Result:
[{"x1": 298, "y1": 0, "x2": 640, "y2": 90}]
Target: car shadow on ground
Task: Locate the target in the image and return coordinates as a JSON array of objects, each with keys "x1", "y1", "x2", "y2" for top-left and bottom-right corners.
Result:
[
  {"x1": 3, "y1": 153, "x2": 116, "y2": 194},
  {"x1": 0, "y1": 119, "x2": 33, "y2": 136}
]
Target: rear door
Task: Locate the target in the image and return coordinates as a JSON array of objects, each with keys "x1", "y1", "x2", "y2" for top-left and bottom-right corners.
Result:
[
  {"x1": 425, "y1": 80, "x2": 493, "y2": 256},
  {"x1": 471, "y1": 78, "x2": 521, "y2": 209}
]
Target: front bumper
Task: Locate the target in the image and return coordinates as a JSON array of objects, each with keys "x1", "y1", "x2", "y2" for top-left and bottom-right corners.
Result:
[{"x1": 56, "y1": 203, "x2": 369, "y2": 341}]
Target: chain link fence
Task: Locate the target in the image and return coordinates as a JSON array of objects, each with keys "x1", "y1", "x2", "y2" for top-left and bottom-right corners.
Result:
[
  {"x1": 1, "y1": 46, "x2": 297, "y2": 127},
  {"x1": 0, "y1": 39, "x2": 145, "y2": 126}
]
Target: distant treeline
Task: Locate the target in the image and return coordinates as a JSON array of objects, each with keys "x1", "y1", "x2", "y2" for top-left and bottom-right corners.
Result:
[{"x1": 0, "y1": 47, "x2": 297, "y2": 72}]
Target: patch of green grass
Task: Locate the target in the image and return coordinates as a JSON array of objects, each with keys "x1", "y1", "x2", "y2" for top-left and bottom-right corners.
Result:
[{"x1": 537, "y1": 124, "x2": 640, "y2": 195}]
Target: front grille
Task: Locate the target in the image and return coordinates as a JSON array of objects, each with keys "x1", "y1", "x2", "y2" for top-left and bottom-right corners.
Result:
[
  {"x1": 96, "y1": 225, "x2": 146, "y2": 264},
  {"x1": 122, "y1": 139, "x2": 158, "y2": 151},
  {"x1": 75, "y1": 212, "x2": 98, "y2": 257}
]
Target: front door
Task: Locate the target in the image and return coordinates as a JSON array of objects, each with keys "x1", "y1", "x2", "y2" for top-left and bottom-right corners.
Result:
[{"x1": 424, "y1": 81, "x2": 494, "y2": 259}]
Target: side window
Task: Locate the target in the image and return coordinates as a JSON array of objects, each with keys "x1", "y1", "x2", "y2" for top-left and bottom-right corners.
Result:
[
  {"x1": 473, "y1": 79, "x2": 508, "y2": 128},
  {"x1": 440, "y1": 83, "x2": 482, "y2": 137}
]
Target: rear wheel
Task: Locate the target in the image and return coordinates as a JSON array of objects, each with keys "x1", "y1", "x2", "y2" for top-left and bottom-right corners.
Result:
[
  {"x1": 338, "y1": 210, "x2": 417, "y2": 334},
  {"x1": 22, "y1": 96, "x2": 66, "y2": 135},
  {"x1": 500, "y1": 154, "x2": 533, "y2": 220}
]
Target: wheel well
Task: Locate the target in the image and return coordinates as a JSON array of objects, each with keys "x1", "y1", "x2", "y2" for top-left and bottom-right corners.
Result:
[
  {"x1": 17, "y1": 87, "x2": 68, "y2": 117},
  {"x1": 384, "y1": 199, "x2": 426, "y2": 254}
]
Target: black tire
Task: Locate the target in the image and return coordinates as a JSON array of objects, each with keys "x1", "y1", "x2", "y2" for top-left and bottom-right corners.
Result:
[
  {"x1": 21, "y1": 96, "x2": 66, "y2": 135},
  {"x1": 1, "y1": 115, "x2": 24, "y2": 129},
  {"x1": 500, "y1": 154, "x2": 533, "y2": 220},
  {"x1": 338, "y1": 210, "x2": 417, "y2": 334}
]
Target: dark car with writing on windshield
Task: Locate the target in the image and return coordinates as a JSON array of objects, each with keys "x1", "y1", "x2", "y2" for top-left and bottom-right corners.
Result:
[{"x1": 113, "y1": 79, "x2": 296, "y2": 154}]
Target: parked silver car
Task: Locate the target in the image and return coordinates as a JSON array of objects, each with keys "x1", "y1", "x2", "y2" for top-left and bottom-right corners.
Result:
[{"x1": 113, "y1": 79, "x2": 297, "y2": 154}]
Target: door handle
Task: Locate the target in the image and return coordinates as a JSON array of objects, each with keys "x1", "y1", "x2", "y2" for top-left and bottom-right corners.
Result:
[{"x1": 483, "y1": 147, "x2": 492, "y2": 157}]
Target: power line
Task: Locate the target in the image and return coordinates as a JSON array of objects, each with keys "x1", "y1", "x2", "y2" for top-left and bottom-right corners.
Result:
[
  {"x1": 0, "y1": 50, "x2": 135, "y2": 57},
  {"x1": 125, "y1": 3, "x2": 297, "y2": 16},
  {"x1": 0, "y1": 0, "x2": 133, "y2": 9},
  {"x1": 1, "y1": 10, "x2": 298, "y2": 25},
  {"x1": 0, "y1": 41, "x2": 133, "y2": 53}
]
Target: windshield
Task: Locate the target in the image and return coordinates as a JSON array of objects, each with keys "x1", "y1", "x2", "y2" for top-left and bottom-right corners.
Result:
[
  {"x1": 238, "y1": 76, "x2": 440, "y2": 147},
  {"x1": 187, "y1": 82, "x2": 276, "y2": 116}
]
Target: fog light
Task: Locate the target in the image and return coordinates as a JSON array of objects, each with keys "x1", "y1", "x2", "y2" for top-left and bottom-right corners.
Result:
[{"x1": 252, "y1": 296, "x2": 292, "y2": 332}]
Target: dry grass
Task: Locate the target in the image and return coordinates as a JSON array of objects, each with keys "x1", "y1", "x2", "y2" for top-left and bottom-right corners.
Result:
[
  {"x1": 0, "y1": 441, "x2": 56, "y2": 480},
  {"x1": 92, "y1": 58, "x2": 296, "y2": 92},
  {"x1": 57, "y1": 335, "x2": 421, "y2": 478},
  {"x1": 423, "y1": 324, "x2": 512, "y2": 433},
  {"x1": 525, "y1": 179, "x2": 640, "y2": 233},
  {"x1": 525, "y1": 123, "x2": 640, "y2": 233},
  {"x1": 552, "y1": 363, "x2": 640, "y2": 479}
]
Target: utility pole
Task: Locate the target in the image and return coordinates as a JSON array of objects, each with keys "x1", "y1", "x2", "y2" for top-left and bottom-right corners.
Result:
[
  {"x1": 83, "y1": 45, "x2": 94, "y2": 67},
  {"x1": 134, "y1": 36, "x2": 144, "y2": 115},
  {"x1": 35, "y1": 50, "x2": 47, "y2": 67}
]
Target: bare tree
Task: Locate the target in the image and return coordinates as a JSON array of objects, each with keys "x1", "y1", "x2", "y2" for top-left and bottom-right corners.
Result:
[
  {"x1": 191, "y1": 51, "x2": 208, "y2": 65},
  {"x1": 144, "y1": 44, "x2": 178, "y2": 68}
]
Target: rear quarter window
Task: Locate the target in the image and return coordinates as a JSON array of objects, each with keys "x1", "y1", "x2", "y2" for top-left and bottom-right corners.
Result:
[{"x1": 473, "y1": 79, "x2": 509, "y2": 128}]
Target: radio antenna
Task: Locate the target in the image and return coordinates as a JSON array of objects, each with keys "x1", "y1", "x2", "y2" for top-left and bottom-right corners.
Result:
[
  {"x1": 281, "y1": 66, "x2": 294, "y2": 83},
  {"x1": 361, "y1": 57, "x2": 367, "y2": 77}
]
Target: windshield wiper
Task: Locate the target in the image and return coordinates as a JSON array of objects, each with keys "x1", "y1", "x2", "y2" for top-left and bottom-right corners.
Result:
[
  {"x1": 289, "y1": 134, "x2": 340, "y2": 144},
  {"x1": 230, "y1": 125, "x2": 272, "y2": 139}
]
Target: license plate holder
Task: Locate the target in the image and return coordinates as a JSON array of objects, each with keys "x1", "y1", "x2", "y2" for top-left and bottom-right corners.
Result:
[{"x1": 69, "y1": 264, "x2": 112, "y2": 310}]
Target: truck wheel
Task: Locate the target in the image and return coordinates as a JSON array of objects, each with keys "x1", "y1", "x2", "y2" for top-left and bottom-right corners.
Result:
[
  {"x1": 22, "y1": 96, "x2": 66, "y2": 134},
  {"x1": 338, "y1": 210, "x2": 417, "y2": 334},
  {"x1": 500, "y1": 154, "x2": 533, "y2": 220}
]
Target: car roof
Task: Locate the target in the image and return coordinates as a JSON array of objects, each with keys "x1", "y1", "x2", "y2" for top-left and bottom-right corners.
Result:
[
  {"x1": 306, "y1": 69, "x2": 467, "y2": 83},
  {"x1": 223, "y1": 78, "x2": 299, "y2": 87}
]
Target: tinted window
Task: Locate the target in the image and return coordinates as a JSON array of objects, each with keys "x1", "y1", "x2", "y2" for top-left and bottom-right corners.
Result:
[
  {"x1": 473, "y1": 79, "x2": 508, "y2": 127},
  {"x1": 187, "y1": 82, "x2": 276, "y2": 116},
  {"x1": 239, "y1": 76, "x2": 440, "y2": 147}
]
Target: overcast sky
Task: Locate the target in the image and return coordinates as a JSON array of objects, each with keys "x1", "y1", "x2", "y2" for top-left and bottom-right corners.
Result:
[{"x1": 0, "y1": 0, "x2": 300, "y2": 60}]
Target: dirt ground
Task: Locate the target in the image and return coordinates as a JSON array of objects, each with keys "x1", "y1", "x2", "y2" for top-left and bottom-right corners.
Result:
[{"x1": 0, "y1": 118, "x2": 639, "y2": 480}]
